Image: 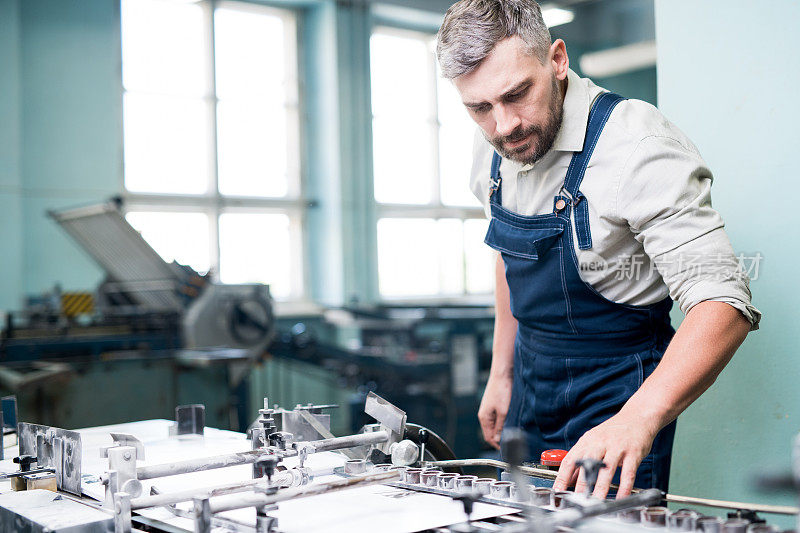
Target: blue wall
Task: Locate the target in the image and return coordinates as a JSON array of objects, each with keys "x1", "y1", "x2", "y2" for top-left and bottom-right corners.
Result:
[
  {"x1": 0, "y1": 0, "x2": 23, "y2": 311},
  {"x1": 656, "y1": 0, "x2": 799, "y2": 524},
  {"x1": 1, "y1": 0, "x2": 120, "y2": 309}
]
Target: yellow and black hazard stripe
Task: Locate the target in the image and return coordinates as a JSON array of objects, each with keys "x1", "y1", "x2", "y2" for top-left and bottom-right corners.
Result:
[{"x1": 61, "y1": 292, "x2": 94, "y2": 317}]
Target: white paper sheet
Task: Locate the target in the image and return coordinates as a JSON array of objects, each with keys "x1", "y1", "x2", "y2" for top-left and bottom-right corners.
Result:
[{"x1": 137, "y1": 480, "x2": 518, "y2": 533}]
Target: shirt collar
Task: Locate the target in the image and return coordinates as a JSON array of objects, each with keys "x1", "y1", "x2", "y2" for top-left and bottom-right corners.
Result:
[{"x1": 551, "y1": 68, "x2": 591, "y2": 153}]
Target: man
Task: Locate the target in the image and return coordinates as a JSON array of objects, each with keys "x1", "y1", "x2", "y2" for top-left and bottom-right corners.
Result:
[{"x1": 436, "y1": 0, "x2": 760, "y2": 499}]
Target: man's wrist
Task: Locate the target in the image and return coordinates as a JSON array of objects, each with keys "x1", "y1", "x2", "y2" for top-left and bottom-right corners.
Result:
[
  {"x1": 489, "y1": 366, "x2": 514, "y2": 380},
  {"x1": 617, "y1": 399, "x2": 670, "y2": 438}
]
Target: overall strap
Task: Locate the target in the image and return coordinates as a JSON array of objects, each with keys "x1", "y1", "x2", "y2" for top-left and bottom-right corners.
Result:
[
  {"x1": 489, "y1": 151, "x2": 503, "y2": 205},
  {"x1": 563, "y1": 92, "x2": 626, "y2": 250}
]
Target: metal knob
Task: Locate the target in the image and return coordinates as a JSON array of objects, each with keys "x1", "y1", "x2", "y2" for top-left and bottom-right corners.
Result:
[
  {"x1": 390, "y1": 440, "x2": 420, "y2": 466},
  {"x1": 13, "y1": 455, "x2": 36, "y2": 473}
]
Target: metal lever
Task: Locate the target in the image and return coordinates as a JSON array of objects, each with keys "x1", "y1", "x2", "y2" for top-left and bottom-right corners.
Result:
[
  {"x1": 418, "y1": 429, "x2": 428, "y2": 464},
  {"x1": 575, "y1": 458, "x2": 606, "y2": 497}
]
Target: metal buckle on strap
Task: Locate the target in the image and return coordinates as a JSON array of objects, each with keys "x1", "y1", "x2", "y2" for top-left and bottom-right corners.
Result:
[
  {"x1": 489, "y1": 177, "x2": 501, "y2": 197},
  {"x1": 558, "y1": 187, "x2": 581, "y2": 206}
]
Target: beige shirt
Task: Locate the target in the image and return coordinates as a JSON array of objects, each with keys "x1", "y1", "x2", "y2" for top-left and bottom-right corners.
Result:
[{"x1": 470, "y1": 69, "x2": 761, "y2": 328}]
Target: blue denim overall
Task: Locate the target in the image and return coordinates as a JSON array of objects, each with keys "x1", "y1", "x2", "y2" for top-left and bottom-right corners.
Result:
[{"x1": 485, "y1": 92, "x2": 677, "y2": 491}]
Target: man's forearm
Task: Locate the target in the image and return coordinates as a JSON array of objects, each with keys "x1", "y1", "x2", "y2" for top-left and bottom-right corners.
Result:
[
  {"x1": 619, "y1": 300, "x2": 751, "y2": 434},
  {"x1": 491, "y1": 253, "x2": 517, "y2": 378}
]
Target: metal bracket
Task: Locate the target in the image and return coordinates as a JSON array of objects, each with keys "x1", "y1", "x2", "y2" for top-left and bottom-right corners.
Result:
[
  {"x1": 18, "y1": 423, "x2": 82, "y2": 496},
  {"x1": 193, "y1": 496, "x2": 211, "y2": 533},
  {"x1": 105, "y1": 446, "x2": 139, "y2": 507},
  {"x1": 101, "y1": 433, "x2": 145, "y2": 461},
  {"x1": 113, "y1": 491, "x2": 132, "y2": 533},
  {"x1": 296, "y1": 409, "x2": 359, "y2": 460},
  {"x1": 175, "y1": 404, "x2": 205, "y2": 437},
  {"x1": 364, "y1": 392, "x2": 407, "y2": 453}
]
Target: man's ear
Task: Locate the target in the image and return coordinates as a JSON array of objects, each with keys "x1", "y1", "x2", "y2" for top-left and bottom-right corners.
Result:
[{"x1": 550, "y1": 39, "x2": 569, "y2": 81}]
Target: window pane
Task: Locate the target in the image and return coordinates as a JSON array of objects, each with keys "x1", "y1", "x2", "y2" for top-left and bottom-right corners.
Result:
[
  {"x1": 370, "y1": 32, "x2": 431, "y2": 119},
  {"x1": 437, "y1": 219, "x2": 465, "y2": 295},
  {"x1": 217, "y1": 100, "x2": 288, "y2": 197},
  {"x1": 438, "y1": 77, "x2": 481, "y2": 207},
  {"x1": 121, "y1": 0, "x2": 207, "y2": 96},
  {"x1": 377, "y1": 218, "x2": 439, "y2": 297},
  {"x1": 126, "y1": 212, "x2": 211, "y2": 274},
  {"x1": 214, "y1": 7, "x2": 285, "y2": 101},
  {"x1": 378, "y1": 218, "x2": 494, "y2": 298},
  {"x1": 372, "y1": 117, "x2": 434, "y2": 204},
  {"x1": 464, "y1": 218, "x2": 494, "y2": 294},
  {"x1": 123, "y1": 93, "x2": 211, "y2": 194},
  {"x1": 219, "y1": 213, "x2": 294, "y2": 299}
]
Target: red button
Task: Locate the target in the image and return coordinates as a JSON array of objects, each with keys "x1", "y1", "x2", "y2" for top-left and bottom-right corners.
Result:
[{"x1": 540, "y1": 449, "x2": 568, "y2": 467}]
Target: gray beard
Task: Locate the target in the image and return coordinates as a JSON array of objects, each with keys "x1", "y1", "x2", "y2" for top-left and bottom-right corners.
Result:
[{"x1": 487, "y1": 78, "x2": 564, "y2": 166}]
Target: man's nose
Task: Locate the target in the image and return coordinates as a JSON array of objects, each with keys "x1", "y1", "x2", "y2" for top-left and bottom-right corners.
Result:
[{"x1": 494, "y1": 104, "x2": 521, "y2": 137}]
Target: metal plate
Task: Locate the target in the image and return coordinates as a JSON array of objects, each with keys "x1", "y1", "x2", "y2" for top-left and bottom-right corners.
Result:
[
  {"x1": 18, "y1": 423, "x2": 82, "y2": 496},
  {"x1": 49, "y1": 203, "x2": 183, "y2": 311},
  {"x1": 175, "y1": 405, "x2": 205, "y2": 436},
  {"x1": 364, "y1": 392, "x2": 406, "y2": 437}
]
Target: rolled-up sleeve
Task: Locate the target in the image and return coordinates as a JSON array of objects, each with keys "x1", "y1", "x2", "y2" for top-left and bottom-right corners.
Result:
[{"x1": 616, "y1": 135, "x2": 761, "y2": 330}]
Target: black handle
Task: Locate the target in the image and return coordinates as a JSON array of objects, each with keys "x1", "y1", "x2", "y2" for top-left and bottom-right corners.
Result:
[{"x1": 13, "y1": 455, "x2": 36, "y2": 473}]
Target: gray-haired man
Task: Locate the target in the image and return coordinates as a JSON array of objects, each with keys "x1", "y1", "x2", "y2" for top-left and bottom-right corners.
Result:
[{"x1": 437, "y1": 0, "x2": 759, "y2": 498}]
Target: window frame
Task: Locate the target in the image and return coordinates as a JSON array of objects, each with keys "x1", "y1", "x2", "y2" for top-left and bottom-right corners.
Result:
[
  {"x1": 370, "y1": 25, "x2": 492, "y2": 302},
  {"x1": 120, "y1": 0, "x2": 307, "y2": 301}
]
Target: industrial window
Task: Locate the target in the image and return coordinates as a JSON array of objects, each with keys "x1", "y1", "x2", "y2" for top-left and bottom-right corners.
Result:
[
  {"x1": 370, "y1": 27, "x2": 494, "y2": 298},
  {"x1": 121, "y1": 0, "x2": 303, "y2": 300}
]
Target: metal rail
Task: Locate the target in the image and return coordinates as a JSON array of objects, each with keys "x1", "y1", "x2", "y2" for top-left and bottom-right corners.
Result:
[
  {"x1": 428, "y1": 459, "x2": 800, "y2": 516},
  {"x1": 130, "y1": 471, "x2": 295, "y2": 510},
  {"x1": 300, "y1": 431, "x2": 389, "y2": 454},
  {"x1": 137, "y1": 450, "x2": 271, "y2": 481},
  {"x1": 136, "y1": 431, "x2": 389, "y2": 481},
  {"x1": 208, "y1": 470, "x2": 400, "y2": 514}
]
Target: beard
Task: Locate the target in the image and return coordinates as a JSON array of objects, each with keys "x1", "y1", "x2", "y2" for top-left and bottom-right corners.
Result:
[{"x1": 486, "y1": 76, "x2": 564, "y2": 166}]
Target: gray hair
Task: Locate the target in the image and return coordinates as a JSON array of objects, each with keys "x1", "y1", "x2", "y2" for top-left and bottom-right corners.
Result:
[{"x1": 436, "y1": 0, "x2": 552, "y2": 79}]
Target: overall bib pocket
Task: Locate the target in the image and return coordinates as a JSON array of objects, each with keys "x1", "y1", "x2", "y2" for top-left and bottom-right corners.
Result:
[{"x1": 484, "y1": 219, "x2": 563, "y2": 260}]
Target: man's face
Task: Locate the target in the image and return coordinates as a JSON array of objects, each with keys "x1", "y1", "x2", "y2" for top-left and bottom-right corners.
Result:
[{"x1": 453, "y1": 36, "x2": 566, "y2": 166}]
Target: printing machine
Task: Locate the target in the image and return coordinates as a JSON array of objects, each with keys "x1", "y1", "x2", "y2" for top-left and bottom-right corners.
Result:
[
  {"x1": 0, "y1": 392, "x2": 796, "y2": 533},
  {"x1": 1, "y1": 201, "x2": 276, "y2": 363},
  {"x1": 0, "y1": 201, "x2": 276, "y2": 431}
]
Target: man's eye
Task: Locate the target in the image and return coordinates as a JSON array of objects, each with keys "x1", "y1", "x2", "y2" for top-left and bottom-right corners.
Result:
[
  {"x1": 473, "y1": 105, "x2": 491, "y2": 114},
  {"x1": 506, "y1": 91, "x2": 523, "y2": 102}
]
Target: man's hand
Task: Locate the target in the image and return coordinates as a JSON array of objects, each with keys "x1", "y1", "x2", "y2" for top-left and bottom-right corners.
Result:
[
  {"x1": 478, "y1": 373, "x2": 513, "y2": 449},
  {"x1": 552, "y1": 410, "x2": 659, "y2": 499}
]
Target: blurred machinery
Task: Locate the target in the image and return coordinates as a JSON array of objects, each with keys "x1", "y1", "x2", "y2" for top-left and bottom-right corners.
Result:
[
  {"x1": 2, "y1": 201, "x2": 275, "y2": 361},
  {"x1": 270, "y1": 305, "x2": 496, "y2": 460},
  {"x1": 0, "y1": 201, "x2": 276, "y2": 431}
]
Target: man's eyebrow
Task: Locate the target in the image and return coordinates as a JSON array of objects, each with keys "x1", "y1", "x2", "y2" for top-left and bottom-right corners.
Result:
[
  {"x1": 501, "y1": 80, "x2": 532, "y2": 99},
  {"x1": 462, "y1": 79, "x2": 533, "y2": 108},
  {"x1": 463, "y1": 99, "x2": 490, "y2": 109}
]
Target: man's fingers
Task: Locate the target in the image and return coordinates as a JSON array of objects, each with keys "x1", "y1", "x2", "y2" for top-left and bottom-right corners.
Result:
[
  {"x1": 553, "y1": 455, "x2": 579, "y2": 491},
  {"x1": 592, "y1": 453, "x2": 622, "y2": 500},
  {"x1": 493, "y1": 411, "x2": 507, "y2": 448},
  {"x1": 495, "y1": 410, "x2": 507, "y2": 433},
  {"x1": 479, "y1": 409, "x2": 502, "y2": 449},
  {"x1": 574, "y1": 465, "x2": 588, "y2": 494},
  {"x1": 615, "y1": 457, "x2": 639, "y2": 498},
  {"x1": 573, "y1": 449, "x2": 605, "y2": 494}
]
